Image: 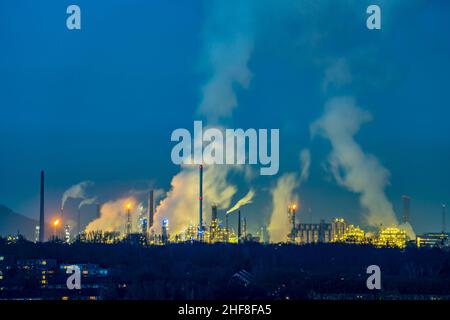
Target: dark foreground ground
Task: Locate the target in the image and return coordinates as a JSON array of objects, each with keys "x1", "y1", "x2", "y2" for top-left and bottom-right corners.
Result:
[{"x1": 1, "y1": 239, "x2": 450, "y2": 300}]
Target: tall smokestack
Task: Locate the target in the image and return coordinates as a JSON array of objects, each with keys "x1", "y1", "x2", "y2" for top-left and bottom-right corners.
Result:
[
  {"x1": 243, "y1": 217, "x2": 247, "y2": 239},
  {"x1": 402, "y1": 195, "x2": 410, "y2": 224},
  {"x1": 148, "y1": 190, "x2": 154, "y2": 228},
  {"x1": 211, "y1": 204, "x2": 218, "y2": 222},
  {"x1": 199, "y1": 165, "x2": 203, "y2": 238},
  {"x1": 238, "y1": 210, "x2": 241, "y2": 243},
  {"x1": 39, "y1": 170, "x2": 45, "y2": 242},
  {"x1": 225, "y1": 213, "x2": 229, "y2": 242}
]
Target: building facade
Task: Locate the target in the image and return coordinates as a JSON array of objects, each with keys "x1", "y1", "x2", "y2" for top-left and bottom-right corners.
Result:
[{"x1": 296, "y1": 220, "x2": 332, "y2": 244}]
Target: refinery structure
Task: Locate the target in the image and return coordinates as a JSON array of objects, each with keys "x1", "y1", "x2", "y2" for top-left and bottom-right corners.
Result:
[{"x1": 32, "y1": 168, "x2": 449, "y2": 250}]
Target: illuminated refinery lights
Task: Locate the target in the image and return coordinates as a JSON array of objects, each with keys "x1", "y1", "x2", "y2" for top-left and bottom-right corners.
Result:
[
  {"x1": 287, "y1": 203, "x2": 297, "y2": 243},
  {"x1": 340, "y1": 224, "x2": 366, "y2": 244},
  {"x1": 416, "y1": 233, "x2": 448, "y2": 248},
  {"x1": 374, "y1": 227, "x2": 406, "y2": 249},
  {"x1": 126, "y1": 203, "x2": 132, "y2": 236},
  {"x1": 331, "y1": 218, "x2": 348, "y2": 242},
  {"x1": 51, "y1": 217, "x2": 61, "y2": 238}
]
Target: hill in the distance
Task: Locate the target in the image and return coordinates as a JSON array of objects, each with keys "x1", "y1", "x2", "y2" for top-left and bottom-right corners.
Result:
[{"x1": 0, "y1": 205, "x2": 37, "y2": 240}]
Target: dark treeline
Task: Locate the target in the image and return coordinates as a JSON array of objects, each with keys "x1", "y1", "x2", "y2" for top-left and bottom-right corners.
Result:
[{"x1": 1, "y1": 237, "x2": 450, "y2": 299}]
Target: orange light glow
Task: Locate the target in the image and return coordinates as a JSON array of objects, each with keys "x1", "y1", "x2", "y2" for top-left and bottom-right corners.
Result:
[
  {"x1": 52, "y1": 218, "x2": 61, "y2": 227},
  {"x1": 126, "y1": 203, "x2": 131, "y2": 210}
]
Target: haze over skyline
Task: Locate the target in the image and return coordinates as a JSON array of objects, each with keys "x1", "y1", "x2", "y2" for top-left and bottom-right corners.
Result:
[{"x1": 1, "y1": 0, "x2": 449, "y2": 236}]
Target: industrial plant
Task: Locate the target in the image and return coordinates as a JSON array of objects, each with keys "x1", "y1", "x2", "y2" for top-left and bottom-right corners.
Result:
[
  {"x1": 31, "y1": 167, "x2": 449, "y2": 251},
  {"x1": 1, "y1": 167, "x2": 449, "y2": 301}
]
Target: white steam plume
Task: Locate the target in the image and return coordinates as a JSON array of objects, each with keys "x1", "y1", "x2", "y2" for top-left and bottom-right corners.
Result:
[
  {"x1": 267, "y1": 148, "x2": 311, "y2": 243},
  {"x1": 154, "y1": 1, "x2": 256, "y2": 236},
  {"x1": 267, "y1": 173, "x2": 299, "y2": 243},
  {"x1": 61, "y1": 181, "x2": 94, "y2": 209},
  {"x1": 85, "y1": 197, "x2": 139, "y2": 233},
  {"x1": 310, "y1": 97, "x2": 413, "y2": 237},
  {"x1": 78, "y1": 197, "x2": 98, "y2": 209},
  {"x1": 226, "y1": 189, "x2": 255, "y2": 214},
  {"x1": 197, "y1": 1, "x2": 254, "y2": 124},
  {"x1": 153, "y1": 165, "x2": 237, "y2": 235}
]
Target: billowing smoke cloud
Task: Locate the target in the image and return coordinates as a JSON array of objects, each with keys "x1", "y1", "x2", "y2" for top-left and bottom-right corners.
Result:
[
  {"x1": 267, "y1": 173, "x2": 299, "y2": 243},
  {"x1": 154, "y1": 1, "x2": 257, "y2": 236},
  {"x1": 197, "y1": 1, "x2": 254, "y2": 124},
  {"x1": 153, "y1": 165, "x2": 237, "y2": 235},
  {"x1": 267, "y1": 148, "x2": 311, "y2": 242},
  {"x1": 310, "y1": 97, "x2": 412, "y2": 236},
  {"x1": 78, "y1": 197, "x2": 98, "y2": 209},
  {"x1": 85, "y1": 197, "x2": 139, "y2": 233},
  {"x1": 82, "y1": 185, "x2": 165, "y2": 233},
  {"x1": 226, "y1": 189, "x2": 255, "y2": 214},
  {"x1": 61, "y1": 181, "x2": 94, "y2": 209}
]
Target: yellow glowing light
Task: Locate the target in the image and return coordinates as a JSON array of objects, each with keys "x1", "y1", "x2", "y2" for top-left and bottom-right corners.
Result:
[
  {"x1": 126, "y1": 203, "x2": 131, "y2": 210},
  {"x1": 52, "y1": 218, "x2": 61, "y2": 227},
  {"x1": 292, "y1": 204, "x2": 297, "y2": 210},
  {"x1": 375, "y1": 227, "x2": 406, "y2": 249}
]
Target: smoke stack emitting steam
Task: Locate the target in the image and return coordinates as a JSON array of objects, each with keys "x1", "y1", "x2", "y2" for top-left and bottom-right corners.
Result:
[
  {"x1": 268, "y1": 148, "x2": 310, "y2": 243},
  {"x1": 153, "y1": 165, "x2": 236, "y2": 236},
  {"x1": 238, "y1": 210, "x2": 241, "y2": 243},
  {"x1": 226, "y1": 189, "x2": 255, "y2": 214},
  {"x1": 148, "y1": 190, "x2": 154, "y2": 228},
  {"x1": 268, "y1": 173, "x2": 299, "y2": 243},
  {"x1": 199, "y1": 165, "x2": 203, "y2": 237},
  {"x1": 85, "y1": 197, "x2": 138, "y2": 233},
  {"x1": 147, "y1": 1, "x2": 255, "y2": 237},
  {"x1": 76, "y1": 2, "x2": 418, "y2": 242},
  {"x1": 311, "y1": 97, "x2": 415, "y2": 239},
  {"x1": 61, "y1": 181, "x2": 94, "y2": 210}
]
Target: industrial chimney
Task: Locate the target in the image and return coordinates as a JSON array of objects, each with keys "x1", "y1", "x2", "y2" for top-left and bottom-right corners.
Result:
[
  {"x1": 199, "y1": 165, "x2": 203, "y2": 239},
  {"x1": 148, "y1": 190, "x2": 154, "y2": 228},
  {"x1": 39, "y1": 170, "x2": 45, "y2": 242},
  {"x1": 238, "y1": 210, "x2": 241, "y2": 243},
  {"x1": 243, "y1": 217, "x2": 247, "y2": 239},
  {"x1": 225, "y1": 213, "x2": 229, "y2": 242},
  {"x1": 211, "y1": 204, "x2": 218, "y2": 222}
]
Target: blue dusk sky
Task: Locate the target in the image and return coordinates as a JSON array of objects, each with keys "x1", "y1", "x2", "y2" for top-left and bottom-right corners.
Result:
[{"x1": 0, "y1": 0, "x2": 449, "y2": 235}]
